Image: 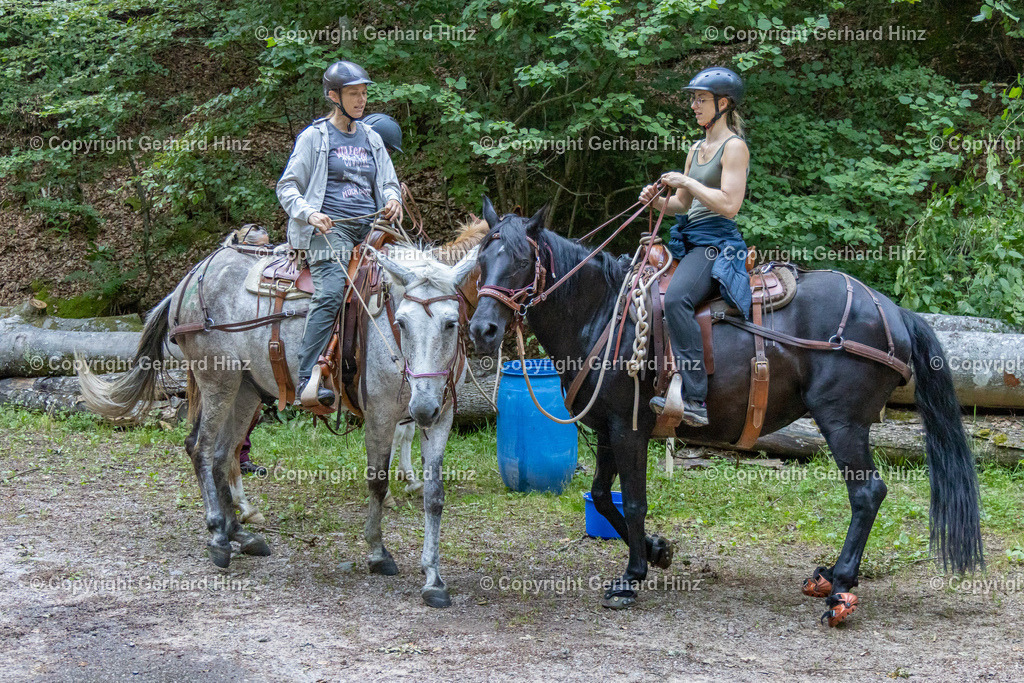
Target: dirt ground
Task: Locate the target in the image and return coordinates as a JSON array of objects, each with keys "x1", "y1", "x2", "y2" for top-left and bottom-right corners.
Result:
[{"x1": 2, "y1": 426, "x2": 1023, "y2": 682}]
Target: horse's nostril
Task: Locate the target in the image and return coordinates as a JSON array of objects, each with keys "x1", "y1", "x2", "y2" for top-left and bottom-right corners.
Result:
[{"x1": 484, "y1": 322, "x2": 498, "y2": 339}]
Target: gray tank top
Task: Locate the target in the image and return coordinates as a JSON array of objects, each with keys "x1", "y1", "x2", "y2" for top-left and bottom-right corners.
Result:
[{"x1": 686, "y1": 135, "x2": 745, "y2": 225}]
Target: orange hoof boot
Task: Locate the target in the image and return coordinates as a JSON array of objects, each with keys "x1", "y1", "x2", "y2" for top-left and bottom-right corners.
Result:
[
  {"x1": 823, "y1": 593, "x2": 859, "y2": 627},
  {"x1": 802, "y1": 569, "x2": 833, "y2": 598}
]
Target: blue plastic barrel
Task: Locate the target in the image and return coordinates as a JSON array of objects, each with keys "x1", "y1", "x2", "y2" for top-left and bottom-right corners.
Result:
[
  {"x1": 496, "y1": 359, "x2": 578, "y2": 494},
  {"x1": 583, "y1": 491, "x2": 623, "y2": 539}
]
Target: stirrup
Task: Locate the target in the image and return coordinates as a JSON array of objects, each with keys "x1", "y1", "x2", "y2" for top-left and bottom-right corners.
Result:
[{"x1": 658, "y1": 374, "x2": 685, "y2": 424}]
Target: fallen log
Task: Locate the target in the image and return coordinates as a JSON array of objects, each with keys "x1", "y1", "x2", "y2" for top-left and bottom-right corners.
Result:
[
  {"x1": 675, "y1": 416, "x2": 1024, "y2": 467},
  {"x1": 888, "y1": 329, "x2": 1024, "y2": 408},
  {"x1": 0, "y1": 319, "x2": 144, "y2": 378},
  {"x1": 919, "y1": 313, "x2": 1020, "y2": 334},
  {"x1": 0, "y1": 372, "x2": 186, "y2": 425}
]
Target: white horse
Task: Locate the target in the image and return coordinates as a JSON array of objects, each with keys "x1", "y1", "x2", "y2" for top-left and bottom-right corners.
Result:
[{"x1": 78, "y1": 240, "x2": 479, "y2": 608}]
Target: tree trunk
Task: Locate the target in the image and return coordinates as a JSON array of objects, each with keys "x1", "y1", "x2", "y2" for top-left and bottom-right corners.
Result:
[
  {"x1": 675, "y1": 416, "x2": 1024, "y2": 467},
  {"x1": 888, "y1": 329, "x2": 1024, "y2": 408}
]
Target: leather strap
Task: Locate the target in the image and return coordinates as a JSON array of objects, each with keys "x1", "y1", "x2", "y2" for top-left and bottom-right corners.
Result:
[
  {"x1": 563, "y1": 317, "x2": 615, "y2": 414},
  {"x1": 734, "y1": 274, "x2": 770, "y2": 450},
  {"x1": 169, "y1": 307, "x2": 308, "y2": 342},
  {"x1": 714, "y1": 315, "x2": 913, "y2": 382},
  {"x1": 268, "y1": 289, "x2": 295, "y2": 411}
]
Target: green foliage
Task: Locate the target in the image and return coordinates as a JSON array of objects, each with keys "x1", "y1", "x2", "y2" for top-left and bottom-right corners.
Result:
[{"x1": 1, "y1": 0, "x2": 1022, "y2": 318}]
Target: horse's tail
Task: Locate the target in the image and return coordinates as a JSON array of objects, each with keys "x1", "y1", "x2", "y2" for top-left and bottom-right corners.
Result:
[
  {"x1": 77, "y1": 294, "x2": 173, "y2": 419},
  {"x1": 900, "y1": 308, "x2": 984, "y2": 573}
]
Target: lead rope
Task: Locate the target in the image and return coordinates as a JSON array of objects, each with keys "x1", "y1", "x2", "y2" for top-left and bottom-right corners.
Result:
[
  {"x1": 627, "y1": 236, "x2": 673, "y2": 430},
  {"x1": 512, "y1": 257, "x2": 636, "y2": 425}
]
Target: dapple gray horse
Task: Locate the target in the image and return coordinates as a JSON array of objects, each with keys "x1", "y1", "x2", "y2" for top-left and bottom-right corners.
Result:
[{"x1": 78, "y1": 241, "x2": 479, "y2": 607}]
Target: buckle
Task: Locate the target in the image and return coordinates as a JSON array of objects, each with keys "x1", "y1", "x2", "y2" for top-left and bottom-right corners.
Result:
[
  {"x1": 203, "y1": 317, "x2": 215, "y2": 331},
  {"x1": 827, "y1": 334, "x2": 843, "y2": 349},
  {"x1": 274, "y1": 278, "x2": 295, "y2": 293}
]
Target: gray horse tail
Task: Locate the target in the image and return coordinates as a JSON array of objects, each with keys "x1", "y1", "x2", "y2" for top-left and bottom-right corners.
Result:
[{"x1": 77, "y1": 294, "x2": 173, "y2": 419}]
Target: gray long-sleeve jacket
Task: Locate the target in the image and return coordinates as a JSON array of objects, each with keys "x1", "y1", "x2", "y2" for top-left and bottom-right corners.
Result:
[{"x1": 276, "y1": 117, "x2": 401, "y2": 250}]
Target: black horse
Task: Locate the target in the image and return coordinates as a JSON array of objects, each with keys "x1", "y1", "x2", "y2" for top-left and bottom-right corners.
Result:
[{"x1": 468, "y1": 198, "x2": 982, "y2": 625}]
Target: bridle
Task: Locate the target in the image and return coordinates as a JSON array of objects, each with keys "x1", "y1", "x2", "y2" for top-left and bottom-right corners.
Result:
[
  {"x1": 476, "y1": 183, "x2": 669, "y2": 329},
  {"x1": 475, "y1": 233, "x2": 555, "y2": 328}
]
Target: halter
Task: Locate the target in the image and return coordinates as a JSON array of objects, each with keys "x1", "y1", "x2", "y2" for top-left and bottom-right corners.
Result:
[{"x1": 395, "y1": 281, "x2": 470, "y2": 413}]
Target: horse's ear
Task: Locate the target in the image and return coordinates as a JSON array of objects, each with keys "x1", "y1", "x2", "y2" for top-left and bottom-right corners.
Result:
[
  {"x1": 525, "y1": 204, "x2": 548, "y2": 238},
  {"x1": 482, "y1": 196, "x2": 499, "y2": 229},
  {"x1": 369, "y1": 246, "x2": 416, "y2": 287},
  {"x1": 450, "y1": 244, "x2": 480, "y2": 286},
  {"x1": 511, "y1": 204, "x2": 523, "y2": 216}
]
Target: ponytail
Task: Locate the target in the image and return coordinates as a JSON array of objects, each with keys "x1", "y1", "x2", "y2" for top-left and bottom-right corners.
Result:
[{"x1": 727, "y1": 109, "x2": 745, "y2": 138}]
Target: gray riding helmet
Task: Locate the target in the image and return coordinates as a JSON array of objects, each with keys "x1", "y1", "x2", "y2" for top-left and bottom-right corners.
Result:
[
  {"x1": 361, "y1": 113, "x2": 403, "y2": 153},
  {"x1": 682, "y1": 66, "x2": 744, "y2": 129},
  {"x1": 322, "y1": 60, "x2": 374, "y2": 120}
]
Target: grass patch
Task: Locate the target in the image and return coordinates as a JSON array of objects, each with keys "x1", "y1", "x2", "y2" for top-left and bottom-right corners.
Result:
[{"x1": 3, "y1": 405, "x2": 1023, "y2": 576}]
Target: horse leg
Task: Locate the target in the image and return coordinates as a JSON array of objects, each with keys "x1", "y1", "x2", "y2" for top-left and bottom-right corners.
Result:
[
  {"x1": 219, "y1": 385, "x2": 270, "y2": 557},
  {"x1": 419, "y1": 410, "x2": 454, "y2": 608},
  {"x1": 364, "y1": 412, "x2": 400, "y2": 576},
  {"x1": 601, "y1": 419, "x2": 654, "y2": 609},
  {"x1": 188, "y1": 378, "x2": 243, "y2": 568},
  {"x1": 394, "y1": 421, "x2": 422, "y2": 495},
  {"x1": 590, "y1": 425, "x2": 673, "y2": 570},
  {"x1": 807, "y1": 414, "x2": 883, "y2": 627},
  {"x1": 230, "y1": 406, "x2": 266, "y2": 526},
  {"x1": 192, "y1": 377, "x2": 270, "y2": 566}
]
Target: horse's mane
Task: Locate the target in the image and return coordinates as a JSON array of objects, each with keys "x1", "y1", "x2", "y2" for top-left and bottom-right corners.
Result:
[
  {"x1": 387, "y1": 239, "x2": 468, "y2": 293},
  {"x1": 436, "y1": 215, "x2": 488, "y2": 265}
]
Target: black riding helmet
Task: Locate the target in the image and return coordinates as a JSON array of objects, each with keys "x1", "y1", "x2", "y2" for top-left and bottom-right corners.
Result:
[
  {"x1": 323, "y1": 60, "x2": 374, "y2": 122},
  {"x1": 682, "y1": 66, "x2": 744, "y2": 130},
  {"x1": 361, "y1": 112, "x2": 403, "y2": 153}
]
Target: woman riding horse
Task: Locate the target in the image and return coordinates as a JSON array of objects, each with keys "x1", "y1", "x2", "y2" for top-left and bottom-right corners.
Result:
[
  {"x1": 640, "y1": 66, "x2": 751, "y2": 427},
  {"x1": 276, "y1": 59, "x2": 403, "y2": 406}
]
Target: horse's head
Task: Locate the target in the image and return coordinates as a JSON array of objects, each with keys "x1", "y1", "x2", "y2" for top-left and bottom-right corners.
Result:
[
  {"x1": 468, "y1": 196, "x2": 547, "y2": 356},
  {"x1": 375, "y1": 244, "x2": 479, "y2": 429}
]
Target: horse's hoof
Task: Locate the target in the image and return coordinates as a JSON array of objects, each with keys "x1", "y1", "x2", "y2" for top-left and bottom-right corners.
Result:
[
  {"x1": 241, "y1": 510, "x2": 266, "y2": 526},
  {"x1": 369, "y1": 555, "x2": 399, "y2": 576},
  {"x1": 802, "y1": 567, "x2": 833, "y2": 598},
  {"x1": 404, "y1": 481, "x2": 423, "y2": 495},
  {"x1": 207, "y1": 543, "x2": 232, "y2": 568},
  {"x1": 822, "y1": 593, "x2": 859, "y2": 627},
  {"x1": 601, "y1": 590, "x2": 637, "y2": 610},
  {"x1": 383, "y1": 492, "x2": 397, "y2": 509},
  {"x1": 239, "y1": 534, "x2": 272, "y2": 557},
  {"x1": 422, "y1": 586, "x2": 452, "y2": 608},
  {"x1": 648, "y1": 535, "x2": 674, "y2": 570}
]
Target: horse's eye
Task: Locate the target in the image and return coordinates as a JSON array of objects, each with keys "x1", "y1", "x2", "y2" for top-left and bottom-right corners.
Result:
[{"x1": 445, "y1": 320, "x2": 457, "y2": 330}]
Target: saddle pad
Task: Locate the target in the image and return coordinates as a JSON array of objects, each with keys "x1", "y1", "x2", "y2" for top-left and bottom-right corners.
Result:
[{"x1": 244, "y1": 254, "x2": 313, "y2": 300}]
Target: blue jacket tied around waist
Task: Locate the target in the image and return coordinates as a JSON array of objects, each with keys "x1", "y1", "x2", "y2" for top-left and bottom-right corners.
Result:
[{"x1": 666, "y1": 214, "x2": 752, "y2": 321}]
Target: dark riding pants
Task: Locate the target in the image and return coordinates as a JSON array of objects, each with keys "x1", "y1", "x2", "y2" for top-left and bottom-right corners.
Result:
[
  {"x1": 296, "y1": 230, "x2": 357, "y2": 381},
  {"x1": 664, "y1": 247, "x2": 719, "y2": 402}
]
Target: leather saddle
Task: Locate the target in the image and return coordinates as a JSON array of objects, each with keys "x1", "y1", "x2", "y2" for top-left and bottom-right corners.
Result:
[
  {"x1": 240, "y1": 228, "x2": 398, "y2": 416},
  {"x1": 642, "y1": 242, "x2": 798, "y2": 445}
]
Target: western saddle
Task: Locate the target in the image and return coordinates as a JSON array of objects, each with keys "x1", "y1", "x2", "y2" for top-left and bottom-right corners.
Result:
[{"x1": 170, "y1": 226, "x2": 401, "y2": 422}]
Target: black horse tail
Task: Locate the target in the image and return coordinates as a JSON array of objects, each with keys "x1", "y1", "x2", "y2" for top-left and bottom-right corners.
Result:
[
  {"x1": 77, "y1": 294, "x2": 173, "y2": 419},
  {"x1": 900, "y1": 308, "x2": 984, "y2": 573}
]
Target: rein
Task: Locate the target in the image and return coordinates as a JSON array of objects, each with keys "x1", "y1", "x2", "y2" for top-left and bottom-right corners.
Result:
[{"x1": 481, "y1": 186, "x2": 673, "y2": 425}]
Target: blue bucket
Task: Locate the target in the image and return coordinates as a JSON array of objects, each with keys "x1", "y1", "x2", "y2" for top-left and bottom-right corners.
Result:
[
  {"x1": 583, "y1": 491, "x2": 623, "y2": 539},
  {"x1": 496, "y1": 359, "x2": 578, "y2": 494}
]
